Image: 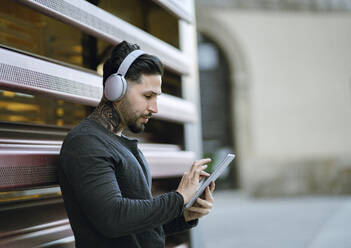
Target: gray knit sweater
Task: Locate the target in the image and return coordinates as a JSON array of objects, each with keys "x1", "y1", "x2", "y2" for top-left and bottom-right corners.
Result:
[{"x1": 58, "y1": 118, "x2": 197, "y2": 248}]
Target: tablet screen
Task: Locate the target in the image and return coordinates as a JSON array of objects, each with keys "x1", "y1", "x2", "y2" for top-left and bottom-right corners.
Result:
[{"x1": 185, "y1": 153, "x2": 235, "y2": 208}]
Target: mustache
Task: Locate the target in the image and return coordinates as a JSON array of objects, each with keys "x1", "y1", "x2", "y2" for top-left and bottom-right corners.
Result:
[{"x1": 142, "y1": 113, "x2": 152, "y2": 118}]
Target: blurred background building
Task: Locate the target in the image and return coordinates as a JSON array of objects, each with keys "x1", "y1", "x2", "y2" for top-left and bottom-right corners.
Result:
[{"x1": 196, "y1": 0, "x2": 351, "y2": 196}]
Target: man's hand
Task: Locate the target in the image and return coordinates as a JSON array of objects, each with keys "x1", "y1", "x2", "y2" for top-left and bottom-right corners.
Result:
[
  {"x1": 184, "y1": 181, "x2": 215, "y2": 222},
  {"x1": 176, "y1": 158, "x2": 211, "y2": 204}
]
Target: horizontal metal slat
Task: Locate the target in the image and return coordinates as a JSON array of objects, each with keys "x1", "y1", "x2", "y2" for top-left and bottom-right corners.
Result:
[
  {"x1": 152, "y1": 0, "x2": 194, "y2": 23},
  {"x1": 0, "y1": 223, "x2": 72, "y2": 247},
  {"x1": 0, "y1": 141, "x2": 194, "y2": 190},
  {"x1": 156, "y1": 94, "x2": 197, "y2": 123},
  {"x1": 0, "y1": 47, "x2": 197, "y2": 123},
  {"x1": 143, "y1": 150, "x2": 195, "y2": 178},
  {"x1": 0, "y1": 150, "x2": 58, "y2": 190},
  {"x1": 0, "y1": 47, "x2": 102, "y2": 107},
  {"x1": 18, "y1": 0, "x2": 190, "y2": 75},
  {"x1": 0, "y1": 139, "x2": 62, "y2": 146},
  {"x1": 0, "y1": 219, "x2": 69, "y2": 239},
  {"x1": 37, "y1": 236, "x2": 74, "y2": 248}
]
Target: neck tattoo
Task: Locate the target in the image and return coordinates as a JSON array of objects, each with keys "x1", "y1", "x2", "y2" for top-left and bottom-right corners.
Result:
[{"x1": 88, "y1": 98, "x2": 122, "y2": 134}]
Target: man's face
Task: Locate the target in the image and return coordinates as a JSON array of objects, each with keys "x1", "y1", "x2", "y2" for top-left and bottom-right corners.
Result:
[{"x1": 116, "y1": 74, "x2": 162, "y2": 133}]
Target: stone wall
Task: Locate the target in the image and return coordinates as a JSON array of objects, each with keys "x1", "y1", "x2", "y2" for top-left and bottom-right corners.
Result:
[
  {"x1": 196, "y1": 7, "x2": 351, "y2": 196},
  {"x1": 243, "y1": 156, "x2": 351, "y2": 197}
]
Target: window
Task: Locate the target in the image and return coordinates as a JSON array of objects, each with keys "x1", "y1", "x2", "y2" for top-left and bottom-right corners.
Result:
[
  {"x1": 97, "y1": 0, "x2": 180, "y2": 48},
  {"x1": 0, "y1": 90, "x2": 92, "y2": 128},
  {"x1": 0, "y1": 0, "x2": 110, "y2": 71}
]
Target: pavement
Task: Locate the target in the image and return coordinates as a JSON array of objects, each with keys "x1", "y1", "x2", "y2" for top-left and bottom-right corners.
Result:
[{"x1": 192, "y1": 190, "x2": 351, "y2": 248}]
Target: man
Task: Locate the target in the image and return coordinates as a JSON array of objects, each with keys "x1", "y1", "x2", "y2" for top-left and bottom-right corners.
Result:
[{"x1": 58, "y1": 41, "x2": 215, "y2": 248}]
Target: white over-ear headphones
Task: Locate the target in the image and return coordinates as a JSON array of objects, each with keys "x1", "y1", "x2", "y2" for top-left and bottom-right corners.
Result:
[{"x1": 104, "y1": 49, "x2": 145, "y2": 101}]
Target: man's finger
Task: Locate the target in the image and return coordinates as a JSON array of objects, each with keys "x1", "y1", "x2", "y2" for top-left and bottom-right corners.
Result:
[
  {"x1": 191, "y1": 159, "x2": 211, "y2": 178},
  {"x1": 199, "y1": 171, "x2": 210, "y2": 180},
  {"x1": 194, "y1": 164, "x2": 209, "y2": 180},
  {"x1": 186, "y1": 206, "x2": 211, "y2": 215},
  {"x1": 189, "y1": 158, "x2": 210, "y2": 177},
  {"x1": 210, "y1": 181, "x2": 215, "y2": 192},
  {"x1": 191, "y1": 158, "x2": 211, "y2": 171},
  {"x1": 196, "y1": 197, "x2": 213, "y2": 209},
  {"x1": 205, "y1": 186, "x2": 214, "y2": 202},
  {"x1": 200, "y1": 171, "x2": 210, "y2": 177}
]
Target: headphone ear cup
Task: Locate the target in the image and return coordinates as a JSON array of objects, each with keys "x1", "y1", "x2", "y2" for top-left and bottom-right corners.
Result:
[
  {"x1": 120, "y1": 76, "x2": 127, "y2": 98},
  {"x1": 104, "y1": 74, "x2": 127, "y2": 101}
]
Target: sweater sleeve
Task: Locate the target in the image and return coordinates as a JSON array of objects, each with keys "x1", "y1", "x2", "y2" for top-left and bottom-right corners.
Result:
[
  {"x1": 59, "y1": 135, "x2": 184, "y2": 238},
  {"x1": 163, "y1": 213, "x2": 198, "y2": 236}
]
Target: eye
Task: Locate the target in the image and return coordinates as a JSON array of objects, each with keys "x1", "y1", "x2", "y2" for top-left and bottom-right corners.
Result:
[{"x1": 144, "y1": 95, "x2": 152, "y2": 99}]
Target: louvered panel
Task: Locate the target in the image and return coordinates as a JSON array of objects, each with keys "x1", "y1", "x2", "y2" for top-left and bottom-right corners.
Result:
[
  {"x1": 0, "y1": 47, "x2": 197, "y2": 123},
  {"x1": 0, "y1": 202, "x2": 74, "y2": 248},
  {"x1": 18, "y1": 0, "x2": 190, "y2": 75},
  {"x1": 0, "y1": 223, "x2": 72, "y2": 248}
]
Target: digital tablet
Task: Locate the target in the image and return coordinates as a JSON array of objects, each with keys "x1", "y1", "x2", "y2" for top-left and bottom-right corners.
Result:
[{"x1": 185, "y1": 153, "x2": 235, "y2": 209}]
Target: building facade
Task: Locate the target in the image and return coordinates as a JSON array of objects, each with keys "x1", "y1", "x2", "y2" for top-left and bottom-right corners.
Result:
[{"x1": 196, "y1": 0, "x2": 351, "y2": 196}]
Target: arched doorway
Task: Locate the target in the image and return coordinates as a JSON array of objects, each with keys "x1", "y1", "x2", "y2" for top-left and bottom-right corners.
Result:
[{"x1": 197, "y1": 33, "x2": 237, "y2": 188}]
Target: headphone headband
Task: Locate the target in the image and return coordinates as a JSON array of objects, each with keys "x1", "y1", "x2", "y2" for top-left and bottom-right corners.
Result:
[{"x1": 117, "y1": 49, "x2": 145, "y2": 76}]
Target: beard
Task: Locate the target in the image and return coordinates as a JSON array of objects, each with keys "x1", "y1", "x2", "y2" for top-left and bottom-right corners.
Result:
[
  {"x1": 118, "y1": 98, "x2": 150, "y2": 134},
  {"x1": 128, "y1": 121, "x2": 145, "y2": 133},
  {"x1": 127, "y1": 116, "x2": 145, "y2": 133}
]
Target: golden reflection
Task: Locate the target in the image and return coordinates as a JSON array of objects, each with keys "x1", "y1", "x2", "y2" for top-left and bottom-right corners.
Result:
[
  {"x1": 72, "y1": 45, "x2": 83, "y2": 53},
  {"x1": 7, "y1": 115, "x2": 42, "y2": 123},
  {"x1": 97, "y1": 63, "x2": 104, "y2": 76},
  {"x1": 56, "y1": 108, "x2": 64, "y2": 117},
  {"x1": 57, "y1": 119, "x2": 64, "y2": 126},
  {"x1": 0, "y1": 194, "x2": 40, "y2": 202},
  {"x1": 0, "y1": 102, "x2": 39, "y2": 111},
  {"x1": 2, "y1": 91, "x2": 15, "y2": 97},
  {"x1": 0, "y1": 188, "x2": 62, "y2": 203}
]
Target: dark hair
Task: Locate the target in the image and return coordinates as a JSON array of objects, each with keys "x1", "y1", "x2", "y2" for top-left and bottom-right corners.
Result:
[{"x1": 103, "y1": 41, "x2": 163, "y2": 87}]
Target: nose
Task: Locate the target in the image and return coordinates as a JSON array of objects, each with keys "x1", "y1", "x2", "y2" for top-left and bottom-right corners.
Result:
[{"x1": 148, "y1": 98, "x2": 158, "y2": 114}]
